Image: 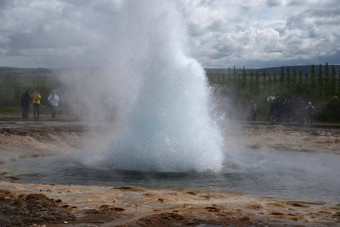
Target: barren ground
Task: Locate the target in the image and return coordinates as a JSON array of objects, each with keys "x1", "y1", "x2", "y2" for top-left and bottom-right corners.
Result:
[{"x1": 0, "y1": 114, "x2": 339, "y2": 226}]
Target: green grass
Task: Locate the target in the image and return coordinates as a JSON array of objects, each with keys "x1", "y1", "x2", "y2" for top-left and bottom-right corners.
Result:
[
  {"x1": 0, "y1": 105, "x2": 62, "y2": 114},
  {"x1": 0, "y1": 106, "x2": 21, "y2": 113}
]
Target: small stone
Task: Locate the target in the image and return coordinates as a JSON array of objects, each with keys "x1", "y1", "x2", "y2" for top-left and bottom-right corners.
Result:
[{"x1": 158, "y1": 198, "x2": 166, "y2": 202}]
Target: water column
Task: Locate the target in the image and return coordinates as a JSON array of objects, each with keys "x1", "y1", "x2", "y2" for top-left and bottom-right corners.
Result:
[{"x1": 106, "y1": 0, "x2": 224, "y2": 172}]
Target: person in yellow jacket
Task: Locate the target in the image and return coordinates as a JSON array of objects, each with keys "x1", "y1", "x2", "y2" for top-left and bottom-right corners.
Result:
[{"x1": 30, "y1": 90, "x2": 41, "y2": 119}]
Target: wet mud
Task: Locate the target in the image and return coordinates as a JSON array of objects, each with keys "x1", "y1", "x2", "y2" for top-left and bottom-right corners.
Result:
[{"x1": 0, "y1": 116, "x2": 339, "y2": 226}]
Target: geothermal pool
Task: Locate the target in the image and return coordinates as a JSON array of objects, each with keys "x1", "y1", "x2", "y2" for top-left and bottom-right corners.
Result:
[
  {"x1": 5, "y1": 148, "x2": 340, "y2": 203},
  {"x1": 1, "y1": 5, "x2": 339, "y2": 226}
]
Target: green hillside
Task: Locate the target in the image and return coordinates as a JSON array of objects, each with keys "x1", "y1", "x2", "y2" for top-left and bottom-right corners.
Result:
[
  {"x1": 0, "y1": 64, "x2": 339, "y2": 122},
  {"x1": 205, "y1": 65, "x2": 340, "y2": 77},
  {"x1": 206, "y1": 63, "x2": 340, "y2": 122}
]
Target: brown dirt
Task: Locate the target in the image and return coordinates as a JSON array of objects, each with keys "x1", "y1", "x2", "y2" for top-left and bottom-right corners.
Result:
[
  {"x1": 0, "y1": 182, "x2": 339, "y2": 226},
  {"x1": 0, "y1": 189, "x2": 75, "y2": 226},
  {"x1": 232, "y1": 123, "x2": 340, "y2": 154},
  {"x1": 0, "y1": 116, "x2": 339, "y2": 226}
]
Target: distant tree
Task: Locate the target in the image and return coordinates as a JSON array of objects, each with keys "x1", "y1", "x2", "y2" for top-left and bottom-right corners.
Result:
[
  {"x1": 227, "y1": 66, "x2": 232, "y2": 87},
  {"x1": 268, "y1": 73, "x2": 272, "y2": 84},
  {"x1": 232, "y1": 65, "x2": 238, "y2": 86},
  {"x1": 233, "y1": 65, "x2": 237, "y2": 76},
  {"x1": 237, "y1": 68, "x2": 242, "y2": 89},
  {"x1": 324, "y1": 62, "x2": 330, "y2": 97},
  {"x1": 286, "y1": 66, "x2": 291, "y2": 86},
  {"x1": 329, "y1": 64, "x2": 337, "y2": 97},
  {"x1": 222, "y1": 73, "x2": 226, "y2": 83},
  {"x1": 297, "y1": 71, "x2": 303, "y2": 93},
  {"x1": 292, "y1": 69, "x2": 297, "y2": 85},
  {"x1": 227, "y1": 66, "x2": 232, "y2": 78},
  {"x1": 331, "y1": 64, "x2": 336, "y2": 79},
  {"x1": 337, "y1": 69, "x2": 340, "y2": 97},
  {"x1": 241, "y1": 66, "x2": 247, "y2": 88},
  {"x1": 272, "y1": 73, "x2": 278, "y2": 95},
  {"x1": 325, "y1": 62, "x2": 329, "y2": 78},
  {"x1": 267, "y1": 73, "x2": 273, "y2": 93},
  {"x1": 279, "y1": 66, "x2": 285, "y2": 85},
  {"x1": 249, "y1": 70, "x2": 254, "y2": 93},
  {"x1": 304, "y1": 71, "x2": 310, "y2": 85},
  {"x1": 317, "y1": 64, "x2": 324, "y2": 98},
  {"x1": 255, "y1": 70, "x2": 260, "y2": 89},
  {"x1": 0, "y1": 76, "x2": 11, "y2": 105},
  {"x1": 310, "y1": 64, "x2": 317, "y2": 97},
  {"x1": 273, "y1": 73, "x2": 278, "y2": 83},
  {"x1": 0, "y1": 75, "x2": 21, "y2": 106},
  {"x1": 204, "y1": 64, "x2": 340, "y2": 122},
  {"x1": 262, "y1": 71, "x2": 267, "y2": 85},
  {"x1": 311, "y1": 64, "x2": 316, "y2": 81}
]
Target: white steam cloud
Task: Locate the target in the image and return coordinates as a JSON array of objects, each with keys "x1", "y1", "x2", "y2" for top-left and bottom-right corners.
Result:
[{"x1": 61, "y1": 0, "x2": 224, "y2": 172}]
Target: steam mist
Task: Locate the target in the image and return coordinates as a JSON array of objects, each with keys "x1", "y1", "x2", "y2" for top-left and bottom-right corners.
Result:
[
  {"x1": 105, "y1": 0, "x2": 224, "y2": 172},
  {"x1": 62, "y1": 0, "x2": 224, "y2": 172}
]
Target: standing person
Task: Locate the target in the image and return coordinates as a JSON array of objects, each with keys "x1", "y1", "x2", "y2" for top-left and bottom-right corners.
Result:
[
  {"x1": 20, "y1": 89, "x2": 31, "y2": 119},
  {"x1": 252, "y1": 100, "x2": 257, "y2": 121},
  {"x1": 305, "y1": 102, "x2": 315, "y2": 124},
  {"x1": 286, "y1": 100, "x2": 292, "y2": 122},
  {"x1": 277, "y1": 98, "x2": 284, "y2": 122},
  {"x1": 284, "y1": 99, "x2": 292, "y2": 123},
  {"x1": 247, "y1": 100, "x2": 257, "y2": 121},
  {"x1": 267, "y1": 99, "x2": 276, "y2": 121},
  {"x1": 297, "y1": 99, "x2": 305, "y2": 124},
  {"x1": 48, "y1": 91, "x2": 59, "y2": 118},
  {"x1": 30, "y1": 90, "x2": 41, "y2": 119}
]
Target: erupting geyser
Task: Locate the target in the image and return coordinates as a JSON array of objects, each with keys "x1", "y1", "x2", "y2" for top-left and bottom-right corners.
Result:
[{"x1": 103, "y1": 0, "x2": 224, "y2": 172}]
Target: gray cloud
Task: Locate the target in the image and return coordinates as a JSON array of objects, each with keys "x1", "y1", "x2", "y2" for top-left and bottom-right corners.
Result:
[
  {"x1": 287, "y1": 0, "x2": 306, "y2": 6},
  {"x1": 186, "y1": 0, "x2": 340, "y2": 68},
  {"x1": 0, "y1": 0, "x2": 339, "y2": 68},
  {"x1": 266, "y1": 0, "x2": 282, "y2": 7},
  {"x1": 0, "y1": 0, "x2": 13, "y2": 11}
]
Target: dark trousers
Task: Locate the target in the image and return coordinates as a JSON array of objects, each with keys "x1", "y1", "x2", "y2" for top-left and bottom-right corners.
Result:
[
  {"x1": 51, "y1": 106, "x2": 57, "y2": 118},
  {"x1": 33, "y1": 104, "x2": 40, "y2": 119},
  {"x1": 22, "y1": 105, "x2": 29, "y2": 119},
  {"x1": 247, "y1": 111, "x2": 257, "y2": 121},
  {"x1": 306, "y1": 112, "x2": 313, "y2": 124}
]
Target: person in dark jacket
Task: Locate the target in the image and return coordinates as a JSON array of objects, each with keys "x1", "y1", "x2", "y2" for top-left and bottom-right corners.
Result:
[
  {"x1": 268, "y1": 99, "x2": 276, "y2": 121},
  {"x1": 20, "y1": 89, "x2": 31, "y2": 119}
]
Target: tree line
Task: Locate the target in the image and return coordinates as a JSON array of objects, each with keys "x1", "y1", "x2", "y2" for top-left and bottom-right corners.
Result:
[
  {"x1": 0, "y1": 74, "x2": 61, "y2": 112},
  {"x1": 0, "y1": 65, "x2": 339, "y2": 122},
  {"x1": 207, "y1": 63, "x2": 340, "y2": 122}
]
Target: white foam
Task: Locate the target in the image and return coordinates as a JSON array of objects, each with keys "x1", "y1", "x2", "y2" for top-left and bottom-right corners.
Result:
[{"x1": 102, "y1": 0, "x2": 224, "y2": 172}]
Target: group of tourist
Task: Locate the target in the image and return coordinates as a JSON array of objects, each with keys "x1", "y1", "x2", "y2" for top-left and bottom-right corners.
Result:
[
  {"x1": 20, "y1": 89, "x2": 59, "y2": 119},
  {"x1": 267, "y1": 98, "x2": 293, "y2": 123},
  {"x1": 247, "y1": 98, "x2": 316, "y2": 124},
  {"x1": 267, "y1": 98, "x2": 315, "y2": 124}
]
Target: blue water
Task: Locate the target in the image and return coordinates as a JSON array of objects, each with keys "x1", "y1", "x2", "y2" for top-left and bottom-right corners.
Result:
[{"x1": 4, "y1": 149, "x2": 340, "y2": 202}]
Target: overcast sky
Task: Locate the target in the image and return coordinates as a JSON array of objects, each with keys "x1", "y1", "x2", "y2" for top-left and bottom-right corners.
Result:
[{"x1": 0, "y1": 0, "x2": 339, "y2": 69}]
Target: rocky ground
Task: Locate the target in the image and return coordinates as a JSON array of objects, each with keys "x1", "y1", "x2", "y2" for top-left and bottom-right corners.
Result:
[
  {"x1": 241, "y1": 123, "x2": 340, "y2": 154},
  {"x1": 0, "y1": 114, "x2": 339, "y2": 226}
]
